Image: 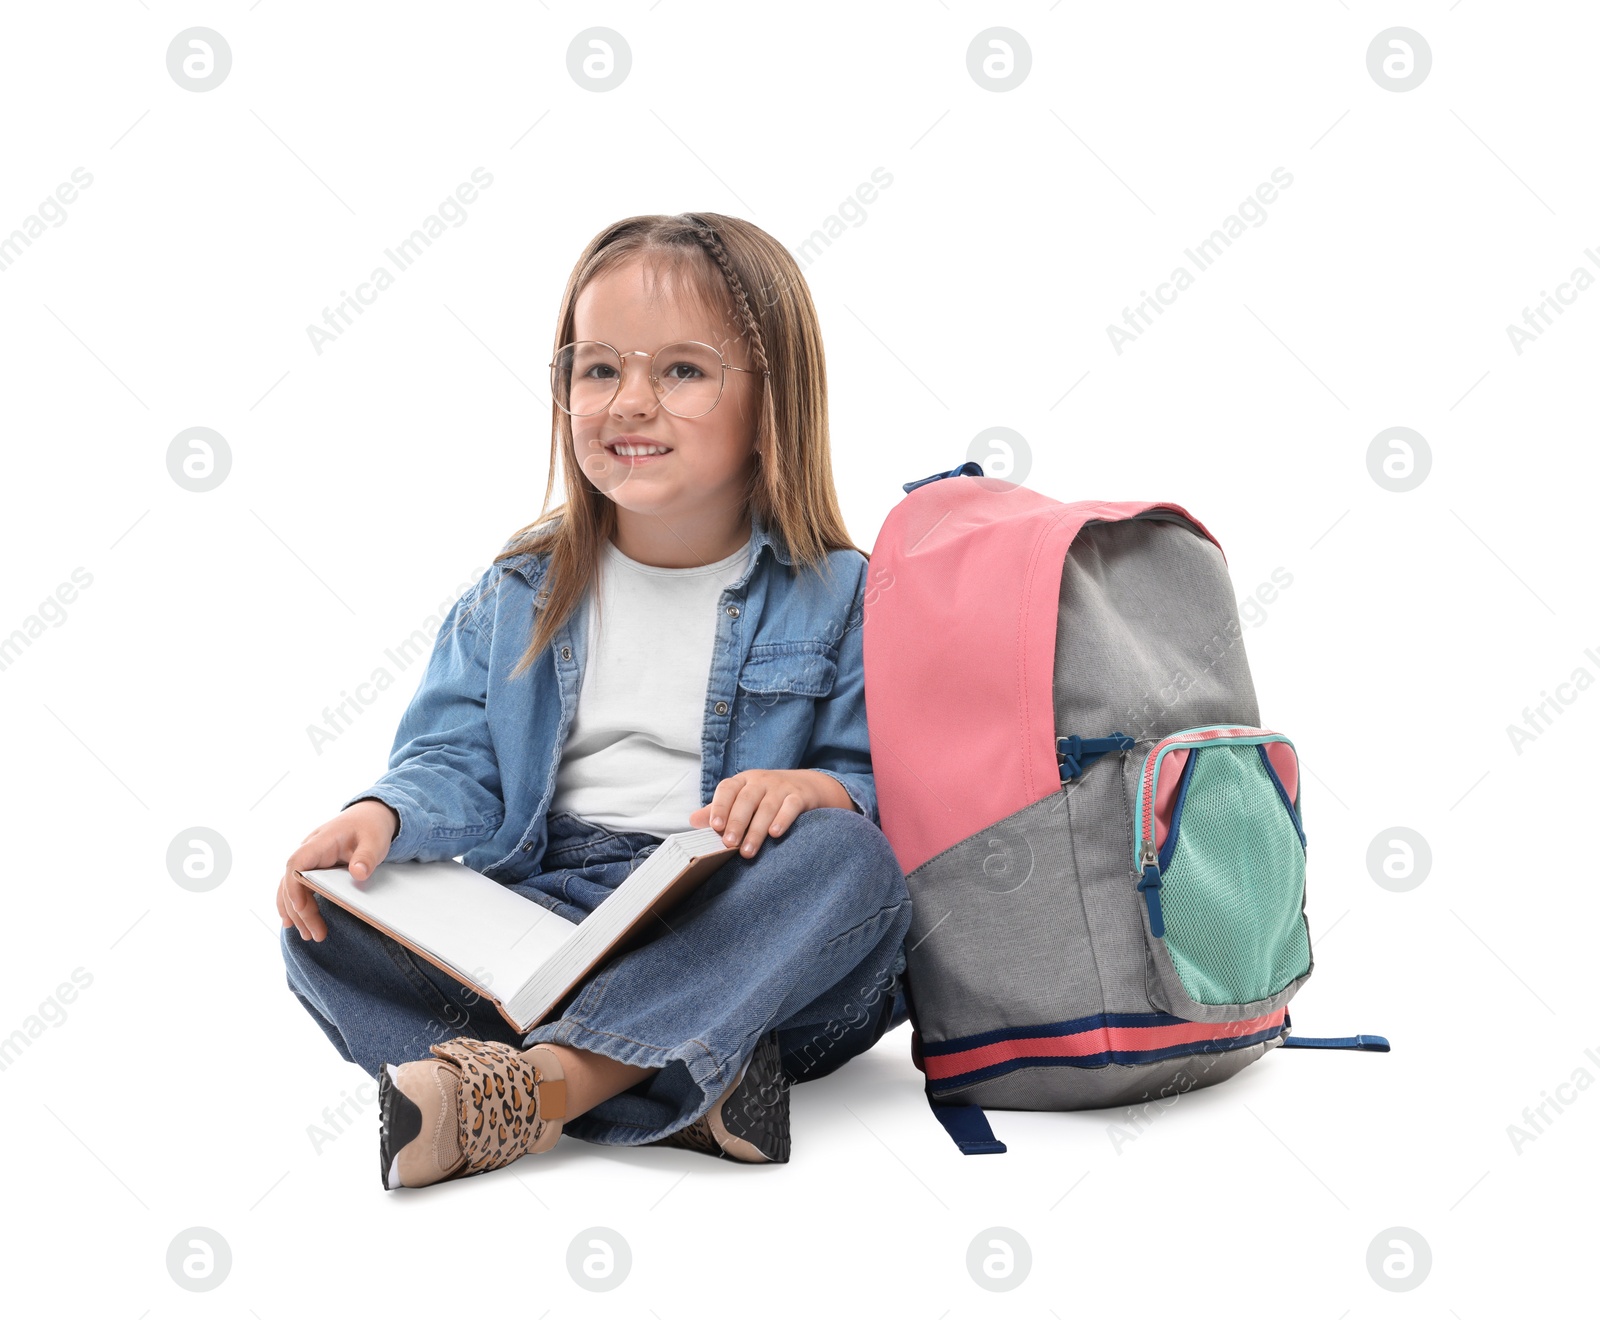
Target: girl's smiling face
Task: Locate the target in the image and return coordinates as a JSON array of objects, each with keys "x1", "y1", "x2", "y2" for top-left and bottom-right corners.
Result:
[{"x1": 568, "y1": 256, "x2": 760, "y2": 557}]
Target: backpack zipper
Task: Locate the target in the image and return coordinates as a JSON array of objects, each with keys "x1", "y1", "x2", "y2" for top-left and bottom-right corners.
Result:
[
  {"x1": 1137, "y1": 726, "x2": 1272, "y2": 847},
  {"x1": 1137, "y1": 838, "x2": 1165, "y2": 936},
  {"x1": 1133, "y1": 725, "x2": 1297, "y2": 937}
]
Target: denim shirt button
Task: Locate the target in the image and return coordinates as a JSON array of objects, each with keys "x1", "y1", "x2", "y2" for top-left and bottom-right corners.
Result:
[
  {"x1": 521, "y1": 840, "x2": 535, "y2": 852},
  {"x1": 726, "y1": 605, "x2": 740, "y2": 617},
  {"x1": 714, "y1": 700, "x2": 729, "y2": 715},
  {"x1": 560, "y1": 645, "x2": 572, "y2": 660}
]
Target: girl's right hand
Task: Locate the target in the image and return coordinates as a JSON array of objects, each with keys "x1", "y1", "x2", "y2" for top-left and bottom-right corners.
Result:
[{"x1": 278, "y1": 798, "x2": 399, "y2": 942}]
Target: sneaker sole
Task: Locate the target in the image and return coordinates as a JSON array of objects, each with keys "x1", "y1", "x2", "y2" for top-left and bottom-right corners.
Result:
[
  {"x1": 716, "y1": 1030, "x2": 791, "y2": 1163},
  {"x1": 378, "y1": 1062, "x2": 422, "y2": 1190}
]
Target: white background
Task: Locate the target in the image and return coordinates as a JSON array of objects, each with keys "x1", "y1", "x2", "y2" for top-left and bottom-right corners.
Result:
[{"x1": 1, "y1": 2, "x2": 1591, "y2": 1314}]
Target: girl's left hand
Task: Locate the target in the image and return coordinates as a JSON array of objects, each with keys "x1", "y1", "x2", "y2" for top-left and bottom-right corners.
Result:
[{"x1": 690, "y1": 768, "x2": 848, "y2": 859}]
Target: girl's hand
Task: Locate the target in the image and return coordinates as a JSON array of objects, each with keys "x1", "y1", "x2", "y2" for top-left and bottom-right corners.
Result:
[
  {"x1": 277, "y1": 798, "x2": 399, "y2": 942},
  {"x1": 689, "y1": 769, "x2": 853, "y2": 859}
]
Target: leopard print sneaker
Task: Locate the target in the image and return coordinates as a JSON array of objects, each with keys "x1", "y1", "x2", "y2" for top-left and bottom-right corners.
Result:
[
  {"x1": 378, "y1": 1038, "x2": 567, "y2": 1189},
  {"x1": 648, "y1": 1029, "x2": 791, "y2": 1163}
]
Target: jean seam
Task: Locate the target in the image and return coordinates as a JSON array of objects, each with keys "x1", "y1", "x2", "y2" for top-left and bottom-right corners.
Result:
[
  {"x1": 552, "y1": 1019, "x2": 727, "y2": 1096},
  {"x1": 521, "y1": 887, "x2": 567, "y2": 918},
  {"x1": 540, "y1": 845, "x2": 610, "y2": 866},
  {"x1": 823, "y1": 898, "x2": 909, "y2": 949},
  {"x1": 379, "y1": 933, "x2": 480, "y2": 1041},
  {"x1": 567, "y1": 958, "x2": 614, "y2": 1020}
]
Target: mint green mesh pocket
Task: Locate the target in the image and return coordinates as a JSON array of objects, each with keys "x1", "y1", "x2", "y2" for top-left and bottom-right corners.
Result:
[{"x1": 1159, "y1": 744, "x2": 1310, "y2": 1006}]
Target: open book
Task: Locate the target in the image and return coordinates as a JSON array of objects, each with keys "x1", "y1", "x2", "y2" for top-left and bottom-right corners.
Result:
[{"x1": 297, "y1": 827, "x2": 737, "y2": 1033}]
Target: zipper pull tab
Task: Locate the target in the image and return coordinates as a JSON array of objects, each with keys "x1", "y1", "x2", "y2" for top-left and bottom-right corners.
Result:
[{"x1": 1136, "y1": 839, "x2": 1165, "y2": 937}]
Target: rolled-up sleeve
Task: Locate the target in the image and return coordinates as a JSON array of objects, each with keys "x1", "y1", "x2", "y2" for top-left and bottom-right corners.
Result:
[
  {"x1": 803, "y1": 557, "x2": 878, "y2": 826},
  {"x1": 340, "y1": 580, "x2": 506, "y2": 862}
]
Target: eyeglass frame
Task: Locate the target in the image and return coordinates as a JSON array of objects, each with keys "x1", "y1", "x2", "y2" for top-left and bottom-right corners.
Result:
[{"x1": 547, "y1": 338, "x2": 768, "y2": 418}]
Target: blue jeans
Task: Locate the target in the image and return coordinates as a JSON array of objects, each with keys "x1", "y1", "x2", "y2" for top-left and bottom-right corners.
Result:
[{"x1": 281, "y1": 806, "x2": 913, "y2": 1146}]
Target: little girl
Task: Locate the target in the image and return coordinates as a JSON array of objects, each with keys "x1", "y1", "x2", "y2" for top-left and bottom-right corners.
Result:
[{"x1": 277, "y1": 212, "x2": 913, "y2": 1189}]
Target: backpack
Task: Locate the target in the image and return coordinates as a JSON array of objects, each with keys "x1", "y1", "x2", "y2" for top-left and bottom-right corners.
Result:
[{"x1": 863, "y1": 463, "x2": 1388, "y2": 1155}]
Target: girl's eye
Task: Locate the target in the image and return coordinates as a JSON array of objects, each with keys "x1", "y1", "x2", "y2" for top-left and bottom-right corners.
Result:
[
  {"x1": 584, "y1": 364, "x2": 618, "y2": 380},
  {"x1": 659, "y1": 360, "x2": 705, "y2": 381}
]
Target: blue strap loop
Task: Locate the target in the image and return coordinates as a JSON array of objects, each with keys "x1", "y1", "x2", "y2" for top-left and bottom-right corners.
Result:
[
  {"x1": 902, "y1": 461, "x2": 986, "y2": 494},
  {"x1": 1057, "y1": 732, "x2": 1135, "y2": 781}
]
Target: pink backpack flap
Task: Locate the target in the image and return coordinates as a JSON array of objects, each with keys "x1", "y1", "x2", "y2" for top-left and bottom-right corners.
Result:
[{"x1": 863, "y1": 468, "x2": 1216, "y2": 874}]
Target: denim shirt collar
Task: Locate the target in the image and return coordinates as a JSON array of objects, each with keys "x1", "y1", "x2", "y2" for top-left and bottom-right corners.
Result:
[{"x1": 499, "y1": 504, "x2": 790, "y2": 589}]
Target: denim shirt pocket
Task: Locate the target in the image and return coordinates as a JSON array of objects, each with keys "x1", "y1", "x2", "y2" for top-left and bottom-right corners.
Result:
[
  {"x1": 730, "y1": 640, "x2": 838, "y2": 768},
  {"x1": 737, "y1": 640, "x2": 839, "y2": 697}
]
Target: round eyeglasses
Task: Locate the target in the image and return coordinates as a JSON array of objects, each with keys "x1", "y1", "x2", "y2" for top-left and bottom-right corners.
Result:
[{"x1": 549, "y1": 340, "x2": 765, "y2": 419}]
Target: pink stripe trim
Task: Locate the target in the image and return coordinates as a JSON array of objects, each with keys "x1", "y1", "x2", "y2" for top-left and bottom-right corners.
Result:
[{"x1": 922, "y1": 1008, "x2": 1287, "y2": 1082}]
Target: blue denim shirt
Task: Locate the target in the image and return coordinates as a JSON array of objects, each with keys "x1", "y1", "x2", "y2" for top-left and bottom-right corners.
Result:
[{"x1": 341, "y1": 506, "x2": 876, "y2": 879}]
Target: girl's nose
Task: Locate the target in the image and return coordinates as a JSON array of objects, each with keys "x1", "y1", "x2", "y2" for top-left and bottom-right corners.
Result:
[{"x1": 612, "y1": 356, "x2": 659, "y2": 415}]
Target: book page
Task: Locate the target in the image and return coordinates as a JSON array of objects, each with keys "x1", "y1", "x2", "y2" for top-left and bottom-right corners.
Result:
[
  {"x1": 508, "y1": 827, "x2": 731, "y2": 1027},
  {"x1": 300, "y1": 859, "x2": 577, "y2": 1001}
]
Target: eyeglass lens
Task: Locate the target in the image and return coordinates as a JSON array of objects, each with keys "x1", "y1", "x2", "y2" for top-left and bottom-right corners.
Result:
[{"x1": 551, "y1": 341, "x2": 726, "y2": 418}]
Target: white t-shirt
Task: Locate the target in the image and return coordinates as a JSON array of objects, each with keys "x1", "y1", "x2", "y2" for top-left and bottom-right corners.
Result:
[{"x1": 548, "y1": 534, "x2": 753, "y2": 838}]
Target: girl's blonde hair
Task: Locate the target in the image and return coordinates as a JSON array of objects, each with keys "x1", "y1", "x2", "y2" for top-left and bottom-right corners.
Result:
[{"x1": 490, "y1": 212, "x2": 865, "y2": 679}]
